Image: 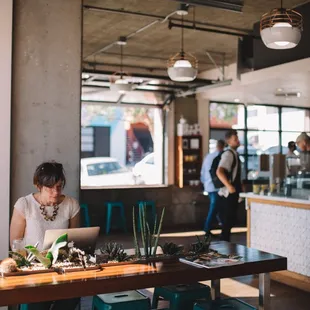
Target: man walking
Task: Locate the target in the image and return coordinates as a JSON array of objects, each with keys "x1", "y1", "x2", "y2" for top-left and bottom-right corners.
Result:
[
  {"x1": 201, "y1": 139, "x2": 225, "y2": 233},
  {"x1": 216, "y1": 129, "x2": 241, "y2": 241}
]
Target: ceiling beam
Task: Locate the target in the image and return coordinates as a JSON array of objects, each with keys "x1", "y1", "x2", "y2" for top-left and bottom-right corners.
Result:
[
  {"x1": 83, "y1": 61, "x2": 168, "y2": 72},
  {"x1": 169, "y1": 20, "x2": 255, "y2": 38},
  {"x1": 82, "y1": 84, "x2": 175, "y2": 94},
  {"x1": 82, "y1": 69, "x2": 213, "y2": 86},
  {"x1": 83, "y1": 5, "x2": 251, "y2": 36},
  {"x1": 176, "y1": 79, "x2": 233, "y2": 97},
  {"x1": 165, "y1": 0, "x2": 244, "y2": 12},
  {"x1": 98, "y1": 52, "x2": 216, "y2": 66}
]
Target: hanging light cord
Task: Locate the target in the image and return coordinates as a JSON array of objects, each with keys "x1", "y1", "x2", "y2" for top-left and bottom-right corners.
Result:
[
  {"x1": 181, "y1": 15, "x2": 184, "y2": 56},
  {"x1": 120, "y1": 44, "x2": 123, "y2": 79}
]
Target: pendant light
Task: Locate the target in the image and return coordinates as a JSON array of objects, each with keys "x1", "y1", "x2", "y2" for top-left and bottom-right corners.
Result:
[
  {"x1": 167, "y1": 15, "x2": 198, "y2": 82},
  {"x1": 110, "y1": 37, "x2": 133, "y2": 93},
  {"x1": 260, "y1": 0, "x2": 303, "y2": 49}
]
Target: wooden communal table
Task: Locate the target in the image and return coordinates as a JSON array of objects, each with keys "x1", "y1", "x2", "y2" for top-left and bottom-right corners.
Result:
[{"x1": 0, "y1": 241, "x2": 287, "y2": 310}]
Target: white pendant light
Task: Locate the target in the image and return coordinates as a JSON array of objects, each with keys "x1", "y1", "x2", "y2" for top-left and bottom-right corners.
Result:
[
  {"x1": 110, "y1": 38, "x2": 133, "y2": 93},
  {"x1": 110, "y1": 77, "x2": 132, "y2": 93},
  {"x1": 167, "y1": 15, "x2": 198, "y2": 82},
  {"x1": 260, "y1": 0, "x2": 303, "y2": 50}
]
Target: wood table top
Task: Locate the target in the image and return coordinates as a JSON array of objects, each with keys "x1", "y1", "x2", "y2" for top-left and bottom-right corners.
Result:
[{"x1": 0, "y1": 241, "x2": 287, "y2": 306}]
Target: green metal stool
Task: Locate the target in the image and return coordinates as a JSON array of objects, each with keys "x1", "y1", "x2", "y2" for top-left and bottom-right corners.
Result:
[
  {"x1": 80, "y1": 203, "x2": 91, "y2": 227},
  {"x1": 92, "y1": 290, "x2": 150, "y2": 310},
  {"x1": 152, "y1": 283, "x2": 211, "y2": 310},
  {"x1": 194, "y1": 298, "x2": 257, "y2": 310},
  {"x1": 105, "y1": 202, "x2": 127, "y2": 234},
  {"x1": 137, "y1": 200, "x2": 156, "y2": 232},
  {"x1": 19, "y1": 305, "x2": 28, "y2": 310}
]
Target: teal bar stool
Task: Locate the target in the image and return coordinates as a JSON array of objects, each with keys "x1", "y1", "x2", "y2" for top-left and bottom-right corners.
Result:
[
  {"x1": 92, "y1": 290, "x2": 150, "y2": 310},
  {"x1": 20, "y1": 305, "x2": 28, "y2": 310},
  {"x1": 137, "y1": 200, "x2": 156, "y2": 232},
  {"x1": 194, "y1": 298, "x2": 257, "y2": 310},
  {"x1": 105, "y1": 202, "x2": 127, "y2": 234},
  {"x1": 80, "y1": 203, "x2": 91, "y2": 227},
  {"x1": 152, "y1": 283, "x2": 211, "y2": 310}
]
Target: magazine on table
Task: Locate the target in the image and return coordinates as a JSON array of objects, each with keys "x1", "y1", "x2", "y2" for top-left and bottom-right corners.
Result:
[{"x1": 179, "y1": 253, "x2": 243, "y2": 269}]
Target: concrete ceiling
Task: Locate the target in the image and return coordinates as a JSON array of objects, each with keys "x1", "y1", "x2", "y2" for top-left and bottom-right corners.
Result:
[{"x1": 83, "y1": 0, "x2": 306, "y2": 76}]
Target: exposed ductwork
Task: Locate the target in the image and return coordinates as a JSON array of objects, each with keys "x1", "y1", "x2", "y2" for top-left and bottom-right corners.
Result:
[
  {"x1": 168, "y1": 20, "x2": 256, "y2": 38},
  {"x1": 83, "y1": 5, "x2": 251, "y2": 59},
  {"x1": 165, "y1": 0, "x2": 244, "y2": 13}
]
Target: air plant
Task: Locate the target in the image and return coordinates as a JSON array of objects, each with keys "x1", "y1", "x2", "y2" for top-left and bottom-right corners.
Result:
[
  {"x1": 133, "y1": 205, "x2": 165, "y2": 259},
  {"x1": 160, "y1": 242, "x2": 184, "y2": 256},
  {"x1": 25, "y1": 233, "x2": 68, "y2": 268},
  {"x1": 189, "y1": 234, "x2": 212, "y2": 255},
  {"x1": 100, "y1": 242, "x2": 129, "y2": 262}
]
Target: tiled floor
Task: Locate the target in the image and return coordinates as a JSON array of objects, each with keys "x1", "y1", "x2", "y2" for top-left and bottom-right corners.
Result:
[{"x1": 81, "y1": 229, "x2": 310, "y2": 310}]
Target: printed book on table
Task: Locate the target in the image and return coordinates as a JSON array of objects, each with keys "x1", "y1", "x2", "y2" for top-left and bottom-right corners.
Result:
[{"x1": 179, "y1": 253, "x2": 243, "y2": 269}]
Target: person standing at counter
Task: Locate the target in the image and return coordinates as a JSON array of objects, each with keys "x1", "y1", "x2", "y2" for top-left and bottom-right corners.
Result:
[
  {"x1": 200, "y1": 139, "x2": 225, "y2": 233},
  {"x1": 216, "y1": 129, "x2": 241, "y2": 242},
  {"x1": 286, "y1": 141, "x2": 299, "y2": 175},
  {"x1": 296, "y1": 132, "x2": 310, "y2": 172}
]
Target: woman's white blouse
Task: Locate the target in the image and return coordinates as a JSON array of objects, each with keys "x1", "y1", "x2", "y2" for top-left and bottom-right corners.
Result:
[{"x1": 14, "y1": 193, "x2": 80, "y2": 250}]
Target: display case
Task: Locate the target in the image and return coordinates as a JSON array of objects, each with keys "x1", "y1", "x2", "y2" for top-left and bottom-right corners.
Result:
[{"x1": 176, "y1": 135, "x2": 203, "y2": 188}]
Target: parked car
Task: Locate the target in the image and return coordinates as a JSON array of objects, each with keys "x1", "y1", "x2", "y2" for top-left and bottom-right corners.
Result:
[
  {"x1": 263, "y1": 146, "x2": 288, "y2": 155},
  {"x1": 81, "y1": 157, "x2": 135, "y2": 187},
  {"x1": 132, "y1": 153, "x2": 162, "y2": 185}
]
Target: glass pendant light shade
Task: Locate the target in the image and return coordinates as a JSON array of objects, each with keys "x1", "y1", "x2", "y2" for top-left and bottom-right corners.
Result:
[
  {"x1": 167, "y1": 14, "x2": 198, "y2": 82},
  {"x1": 260, "y1": 8, "x2": 303, "y2": 49},
  {"x1": 167, "y1": 52, "x2": 198, "y2": 82},
  {"x1": 110, "y1": 72, "x2": 133, "y2": 93}
]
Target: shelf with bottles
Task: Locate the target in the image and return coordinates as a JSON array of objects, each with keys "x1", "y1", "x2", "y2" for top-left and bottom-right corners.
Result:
[
  {"x1": 183, "y1": 179, "x2": 201, "y2": 187},
  {"x1": 176, "y1": 135, "x2": 203, "y2": 188}
]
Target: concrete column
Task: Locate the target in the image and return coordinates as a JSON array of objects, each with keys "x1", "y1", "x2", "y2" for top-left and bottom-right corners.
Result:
[
  {"x1": 11, "y1": 0, "x2": 82, "y2": 204},
  {"x1": 0, "y1": 0, "x2": 13, "y2": 265}
]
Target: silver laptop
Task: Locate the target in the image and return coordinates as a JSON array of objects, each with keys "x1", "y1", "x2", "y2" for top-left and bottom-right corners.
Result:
[{"x1": 43, "y1": 227, "x2": 100, "y2": 253}]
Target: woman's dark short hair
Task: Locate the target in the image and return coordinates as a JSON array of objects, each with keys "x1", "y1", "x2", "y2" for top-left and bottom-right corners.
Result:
[
  {"x1": 225, "y1": 129, "x2": 238, "y2": 141},
  {"x1": 33, "y1": 161, "x2": 66, "y2": 188}
]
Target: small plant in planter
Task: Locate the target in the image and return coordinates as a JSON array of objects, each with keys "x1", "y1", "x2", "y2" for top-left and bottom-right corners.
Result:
[
  {"x1": 9, "y1": 251, "x2": 31, "y2": 268},
  {"x1": 160, "y1": 242, "x2": 184, "y2": 256},
  {"x1": 25, "y1": 233, "x2": 68, "y2": 268},
  {"x1": 100, "y1": 242, "x2": 130, "y2": 262},
  {"x1": 189, "y1": 234, "x2": 212, "y2": 255},
  {"x1": 132, "y1": 205, "x2": 165, "y2": 259}
]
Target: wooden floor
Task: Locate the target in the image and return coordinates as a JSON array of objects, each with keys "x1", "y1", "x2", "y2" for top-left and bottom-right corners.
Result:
[{"x1": 79, "y1": 229, "x2": 310, "y2": 310}]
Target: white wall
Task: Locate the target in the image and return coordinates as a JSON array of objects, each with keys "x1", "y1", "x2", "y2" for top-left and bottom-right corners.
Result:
[{"x1": 0, "y1": 0, "x2": 12, "y2": 264}]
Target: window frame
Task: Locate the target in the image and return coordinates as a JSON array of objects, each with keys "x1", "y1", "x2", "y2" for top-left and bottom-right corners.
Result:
[
  {"x1": 209, "y1": 101, "x2": 310, "y2": 180},
  {"x1": 81, "y1": 100, "x2": 168, "y2": 189}
]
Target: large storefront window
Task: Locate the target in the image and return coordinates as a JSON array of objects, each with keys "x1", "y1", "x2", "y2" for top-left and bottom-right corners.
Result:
[
  {"x1": 81, "y1": 102, "x2": 164, "y2": 187},
  {"x1": 209, "y1": 102, "x2": 310, "y2": 180}
]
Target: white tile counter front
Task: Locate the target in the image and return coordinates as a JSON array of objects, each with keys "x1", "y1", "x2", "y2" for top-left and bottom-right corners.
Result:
[{"x1": 241, "y1": 193, "x2": 310, "y2": 290}]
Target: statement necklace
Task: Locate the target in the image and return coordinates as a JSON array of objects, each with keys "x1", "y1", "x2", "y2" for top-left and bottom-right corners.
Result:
[{"x1": 39, "y1": 196, "x2": 60, "y2": 221}]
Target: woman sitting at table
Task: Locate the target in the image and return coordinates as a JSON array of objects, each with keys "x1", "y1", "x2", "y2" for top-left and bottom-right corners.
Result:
[{"x1": 10, "y1": 161, "x2": 80, "y2": 310}]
